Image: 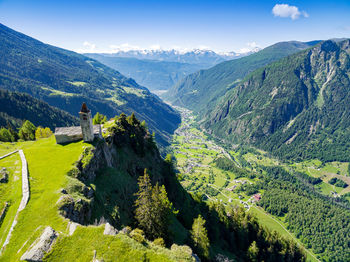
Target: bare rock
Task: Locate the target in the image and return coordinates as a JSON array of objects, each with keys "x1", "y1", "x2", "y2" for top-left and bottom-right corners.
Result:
[
  {"x1": 103, "y1": 222, "x2": 118, "y2": 235},
  {"x1": 0, "y1": 168, "x2": 8, "y2": 183},
  {"x1": 68, "y1": 222, "x2": 79, "y2": 236},
  {"x1": 20, "y1": 226, "x2": 58, "y2": 261}
]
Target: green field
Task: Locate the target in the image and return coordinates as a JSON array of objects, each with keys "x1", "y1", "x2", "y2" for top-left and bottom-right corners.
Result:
[
  {"x1": 0, "y1": 137, "x2": 88, "y2": 261},
  {"x1": 0, "y1": 152, "x2": 22, "y2": 251},
  {"x1": 46, "y1": 226, "x2": 193, "y2": 262}
]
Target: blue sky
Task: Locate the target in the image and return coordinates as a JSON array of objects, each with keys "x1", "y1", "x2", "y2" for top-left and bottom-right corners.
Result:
[{"x1": 1, "y1": 0, "x2": 350, "y2": 53}]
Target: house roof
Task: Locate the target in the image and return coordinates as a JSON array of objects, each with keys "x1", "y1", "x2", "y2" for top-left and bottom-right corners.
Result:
[{"x1": 55, "y1": 125, "x2": 101, "y2": 136}]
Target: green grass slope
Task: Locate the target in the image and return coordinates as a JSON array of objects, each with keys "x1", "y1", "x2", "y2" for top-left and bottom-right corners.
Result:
[
  {"x1": 0, "y1": 137, "x2": 88, "y2": 261},
  {"x1": 164, "y1": 41, "x2": 320, "y2": 115},
  {"x1": 0, "y1": 23, "x2": 180, "y2": 146},
  {"x1": 0, "y1": 137, "x2": 194, "y2": 262},
  {"x1": 205, "y1": 39, "x2": 350, "y2": 162}
]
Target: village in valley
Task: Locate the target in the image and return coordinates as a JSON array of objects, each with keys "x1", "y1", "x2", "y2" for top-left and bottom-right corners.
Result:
[{"x1": 170, "y1": 106, "x2": 262, "y2": 210}]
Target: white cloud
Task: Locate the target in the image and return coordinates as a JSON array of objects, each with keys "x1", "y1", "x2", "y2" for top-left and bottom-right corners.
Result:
[
  {"x1": 149, "y1": 44, "x2": 162, "y2": 50},
  {"x1": 238, "y1": 42, "x2": 260, "y2": 54},
  {"x1": 109, "y1": 43, "x2": 142, "y2": 52},
  {"x1": 83, "y1": 41, "x2": 96, "y2": 50},
  {"x1": 74, "y1": 41, "x2": 98, "y2": 53},
  {"x1": 272, "y1": 4, "x2": 308, "y2": 20}
]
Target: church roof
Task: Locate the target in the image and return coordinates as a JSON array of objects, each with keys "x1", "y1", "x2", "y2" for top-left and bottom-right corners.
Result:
[
  {"x1": 55, "y1": 125, "x2": 101, "y2": 136},
  {"x1": 80, "y1": 102, "x2": 90, "y2": 113}
]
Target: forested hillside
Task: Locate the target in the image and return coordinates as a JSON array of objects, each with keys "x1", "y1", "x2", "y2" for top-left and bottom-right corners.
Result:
[
  {"x1": 0, "y1": 88, "x2": 78, "y2": 129},
  {"x1": 0, "y1": 23, "x2": 180, "y2": 146},
  {"x1": 205, "y1": 39, "x2": 350, "y2": 162},
  {"x1": 164, "y1": 41, "x2": 320, "y2": 116}
]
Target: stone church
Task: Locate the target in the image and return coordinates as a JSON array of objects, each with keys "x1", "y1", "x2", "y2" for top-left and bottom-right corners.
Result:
[{"x1": 54, "y1": 103, "x2": 102, "y2": 144}]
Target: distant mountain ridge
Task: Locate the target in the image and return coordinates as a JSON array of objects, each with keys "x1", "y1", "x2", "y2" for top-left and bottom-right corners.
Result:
[
  {"x1": 85, "y1": 49, "x2": 257, "y2": 91},
  {"x1": 204, "y1": 39, "x2": 350, "y2": 162},
  {"x1": 164, "y1": 40, "x2": 321, "y2": 116},
  {"x1": 92, "y1": 48, "x2": 254, "y2": 66},
  {"x1": 0, "y1": 23, "x2": 180, "y2": 146}
]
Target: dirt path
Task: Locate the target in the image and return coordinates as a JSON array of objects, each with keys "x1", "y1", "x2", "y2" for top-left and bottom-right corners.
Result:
[{"x1": 0, "y1": 150, "x2": 30, "y2": 255}]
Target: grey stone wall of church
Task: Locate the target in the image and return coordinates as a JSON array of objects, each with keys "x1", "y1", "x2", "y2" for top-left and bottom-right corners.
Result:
[{"x1": 79, "y1": 111, "x2": 94, "y2": 142}]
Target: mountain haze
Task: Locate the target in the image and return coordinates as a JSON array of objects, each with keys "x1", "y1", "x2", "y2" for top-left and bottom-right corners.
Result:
[
  {"x1": 85, "y1": 49, "x2": 256, "y2": 92},
  {"x1": 84, "y1": 54, "x2": 204, "y2": 91}
]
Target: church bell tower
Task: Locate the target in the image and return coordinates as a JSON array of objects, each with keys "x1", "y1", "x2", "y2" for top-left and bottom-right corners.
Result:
[{"x1": 79, "y1": 103, "x2": 94, "y2": 142}]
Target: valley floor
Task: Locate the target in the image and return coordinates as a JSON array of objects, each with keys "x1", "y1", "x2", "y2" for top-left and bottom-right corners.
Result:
[{"x1": 170, "y1": 106, "x2": 350, "y2": 262}]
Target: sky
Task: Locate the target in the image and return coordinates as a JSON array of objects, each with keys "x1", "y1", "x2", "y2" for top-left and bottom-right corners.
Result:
[{"x1": 1, "y1": 0, "x2": 350, "y2": 53}]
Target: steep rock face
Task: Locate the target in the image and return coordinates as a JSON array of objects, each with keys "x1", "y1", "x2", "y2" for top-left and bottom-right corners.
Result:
[
  {"x1": 205, "y1": 39, "x2": 350, "y2": 161},
  {"x1": 20, "y1": 226, "x2": 58, "y2": 262}
]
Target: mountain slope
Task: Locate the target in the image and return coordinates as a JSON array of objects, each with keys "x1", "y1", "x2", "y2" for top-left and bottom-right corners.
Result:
[
  {"x1": 0, "y1": 116, "x2": 306, "y2": 261},
  {"x1": 164, "y1": 41, "x2": 320, "y2": 115},
  {"x1": 205, "y1": 39, "x2": 350, "y2": 162},
  {"x1": 0, "y1": 88, "x2": 78, "y2": 129},
  {"x1": 0, "y1": 23, "x2": 180, "y2": 146},
  {"x1": 84, "y1": 54, "x2": 204, "y2": 91}
]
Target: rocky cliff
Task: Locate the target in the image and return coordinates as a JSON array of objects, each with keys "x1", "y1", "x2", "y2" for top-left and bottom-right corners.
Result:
[{"x1": 204, "y1": 39, "x2": 350, "y2": 161}]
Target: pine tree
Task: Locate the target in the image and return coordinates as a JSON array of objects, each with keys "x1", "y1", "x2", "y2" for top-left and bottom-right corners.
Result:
[
  {"x1": 93, "y1": 112, "x2": 107, "y2": 124},
  {"x1": 247, "y1": 241, "x2": 259, "y2": 262},
  {"x1": 134, "y1": 169, "x2": 176, "y2": 240},
  {"x1": 191, "y1": 215, "x2": 210, "y2": 258},
  {"x1": 127, "y1": 112, "x2": 140, "y2": 126}
]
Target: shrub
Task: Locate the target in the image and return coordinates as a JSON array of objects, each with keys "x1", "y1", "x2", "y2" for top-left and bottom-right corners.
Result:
[
  {"x1": 18, "y1": 120, "x2": 36, "y2": 140},
  {"x1": 130, "y1": 228, "x2": 146, "y2": 244},
  {"x1": 0, "y1": 128, "x2": 14, "y2": 142},
  {"x1": 153, "y1": 238, "x2": 165, "y2": 247},
  {"x1": 35, "y1": 127, "x2": 53, "y2": 139}
]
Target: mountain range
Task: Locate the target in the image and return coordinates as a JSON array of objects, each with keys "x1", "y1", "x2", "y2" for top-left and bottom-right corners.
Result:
[
  {"x1": 164, "y1": 41, "x2": 321, "y2": 116},
  {"x1": 91, "y1": 48, "x2": 254, "y2": 65},
  {"x1": 85, "y1": 49, "x2": 256, "y2": 92}
]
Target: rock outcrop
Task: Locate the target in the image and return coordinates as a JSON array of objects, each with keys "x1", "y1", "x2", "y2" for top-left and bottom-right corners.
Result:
[
  {"x1": 57, "y1": 195, "x2": 92, "y2": 224},
  {"x1": 0, "y1": 168, "x2": 8, "y2": 183},
  {"x1": 20, "y1": 226, "x2": 58, "y2": 261},
  {"x1": 103, "y1": 222, "x2": 118, "y2": 236}
]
